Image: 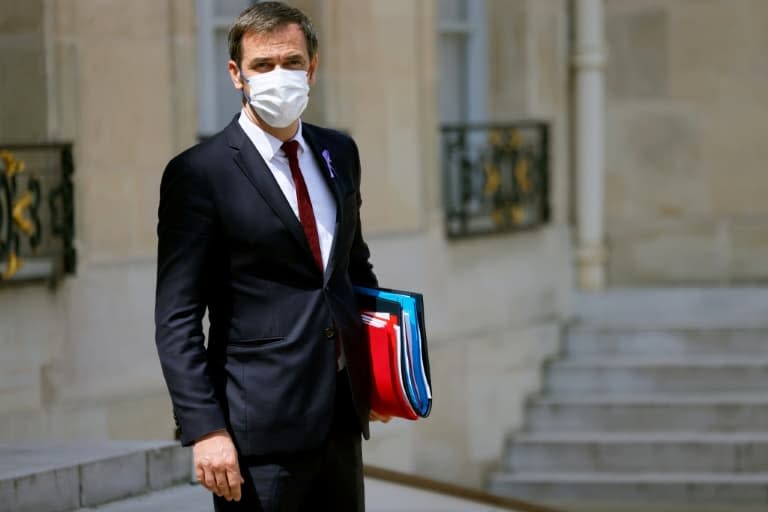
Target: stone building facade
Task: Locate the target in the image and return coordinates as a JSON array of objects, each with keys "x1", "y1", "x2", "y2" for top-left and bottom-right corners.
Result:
[
  {"x1": 604, "y1": 0, "x2": 768, "y2": 284},
  {"x1": 0, "y1": 0, "x2": 764, "y2": 489}
]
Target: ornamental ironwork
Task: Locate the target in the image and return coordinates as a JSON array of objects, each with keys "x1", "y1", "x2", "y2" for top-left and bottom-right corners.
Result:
[
  {"x1": 441, "y1": 122, "x2": 550, "y2": 238},
  {"x1": 0, "y1": 143, "x2": 75, "y2": 284}
]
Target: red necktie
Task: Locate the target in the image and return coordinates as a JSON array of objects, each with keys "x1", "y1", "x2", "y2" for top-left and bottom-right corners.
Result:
[
  {"x1": 281, "y1": 140, "x2": 323, "y2": 271},
  {"x1": 282, "y1": 140, "x2": 342, "y2": 369}
]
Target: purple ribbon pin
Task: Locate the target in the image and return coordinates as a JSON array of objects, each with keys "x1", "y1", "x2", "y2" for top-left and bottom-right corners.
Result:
[{"x1": 321, "y1": 149, "x2": 336, "y2": 178}]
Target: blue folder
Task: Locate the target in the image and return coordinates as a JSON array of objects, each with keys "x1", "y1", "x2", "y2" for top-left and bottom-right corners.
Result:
[{"x1": 355, "y1": 286, "x2": 432, "y2": 418}]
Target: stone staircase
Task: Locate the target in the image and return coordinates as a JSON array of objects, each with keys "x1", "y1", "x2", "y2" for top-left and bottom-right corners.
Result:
[{"x1": 489, "y1": 289, "x2": 768, "y2": 512}]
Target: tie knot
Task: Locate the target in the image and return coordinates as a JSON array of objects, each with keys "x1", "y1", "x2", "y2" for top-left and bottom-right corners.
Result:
[{"x1": 281, "y1": 140, "x2": 300, "y2": 160}]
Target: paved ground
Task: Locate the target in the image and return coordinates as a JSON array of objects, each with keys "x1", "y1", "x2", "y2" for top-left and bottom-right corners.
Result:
[{"x1": 76, "y1": 480, "x2": 509, "y2": 511}]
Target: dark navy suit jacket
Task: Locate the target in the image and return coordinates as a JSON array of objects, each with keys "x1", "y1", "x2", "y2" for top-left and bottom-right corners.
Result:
[{"x1": 155, "y1": 117, "x2": 378, "y2": 456}]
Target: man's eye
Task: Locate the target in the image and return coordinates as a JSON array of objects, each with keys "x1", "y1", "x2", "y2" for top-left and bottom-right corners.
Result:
[{"x1": 251, "y1": 62, "x2": 273, "y2": 72}]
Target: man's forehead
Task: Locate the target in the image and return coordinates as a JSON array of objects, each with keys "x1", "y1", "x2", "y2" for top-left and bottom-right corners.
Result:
[{"x1": 242, "y1": 23, "x2": 307, "y2": 52}]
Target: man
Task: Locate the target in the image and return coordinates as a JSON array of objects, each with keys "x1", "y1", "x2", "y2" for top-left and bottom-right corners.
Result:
[{"x1": 154, "y1": 3, "x2": 387, "y2": 510}]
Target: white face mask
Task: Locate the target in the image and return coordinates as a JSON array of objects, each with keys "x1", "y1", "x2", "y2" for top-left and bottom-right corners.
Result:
[{"x1": 242, "y1": 68, "x2": 310, "y2": 128}]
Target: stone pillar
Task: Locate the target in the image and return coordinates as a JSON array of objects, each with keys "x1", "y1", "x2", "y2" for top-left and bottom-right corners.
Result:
[{"x1": 573, "y1": 0, "x2": 607, "y2": 290}]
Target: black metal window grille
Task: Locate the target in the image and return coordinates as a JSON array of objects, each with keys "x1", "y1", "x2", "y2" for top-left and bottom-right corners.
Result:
[
  {"x1": 0, "y1": 143, "x2": 76, "y2": 284},
  {"x1": 441, "y1": 123, "x2": 550, "y2": 238}
]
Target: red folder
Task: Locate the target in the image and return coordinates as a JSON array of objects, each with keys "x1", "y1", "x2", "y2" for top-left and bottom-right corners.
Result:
[{"x1": 362, "y1": 312, "x2": 419, "y2": 420}]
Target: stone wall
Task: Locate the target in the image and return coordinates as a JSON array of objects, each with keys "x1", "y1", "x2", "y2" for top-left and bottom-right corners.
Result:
[
  {"x1": 604, "y1": 0, "x2": 768, "y2": 284},
  {"x1": 0, "y1": 0, "x2": 197, "y2": 441},
  {"x1": 0, "y1": 0, "x2": 47, "y2": 143}
]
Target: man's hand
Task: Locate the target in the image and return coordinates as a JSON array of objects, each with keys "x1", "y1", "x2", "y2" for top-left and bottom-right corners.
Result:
[
  {"x1": 193, "y1": 430, "x2": 244, "y2": 501},
  {"x1": 370, "y1": 410, "x2": 392, "y2": 423}
]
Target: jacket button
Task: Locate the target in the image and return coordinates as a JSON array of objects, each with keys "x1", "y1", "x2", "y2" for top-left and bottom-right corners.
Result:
[{"x1": 323, "y1": 327, "x2": 336, "y2": 339}]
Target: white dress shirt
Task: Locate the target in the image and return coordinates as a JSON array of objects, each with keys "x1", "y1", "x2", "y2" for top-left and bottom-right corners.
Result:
[{"x1": 238, "y1": 110, "x2": 337, "y2": 270}]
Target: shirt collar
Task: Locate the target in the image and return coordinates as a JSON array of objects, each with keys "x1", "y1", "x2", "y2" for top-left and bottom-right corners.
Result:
[{"x1": 238, "y1": 109, "x2": 307, "y2": 161}]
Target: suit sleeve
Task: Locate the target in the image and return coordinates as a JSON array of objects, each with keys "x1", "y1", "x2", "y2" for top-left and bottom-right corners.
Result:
[
  {"x1": 348, "y1": 138, "x2": 379, "y2": 288},
  {"x1": 155, "y1": 156, "x2": 226, "y2": 446}
]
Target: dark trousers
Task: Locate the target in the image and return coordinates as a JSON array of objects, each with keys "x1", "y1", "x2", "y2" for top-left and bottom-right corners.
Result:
[{"x1": 213, "y1": 371, "x2": 364, "y2": 512}]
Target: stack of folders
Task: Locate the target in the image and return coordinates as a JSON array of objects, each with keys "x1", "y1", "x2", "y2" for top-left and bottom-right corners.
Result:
[{"x1": 354, "y1": 286, "x2": 432, "y2": 420}]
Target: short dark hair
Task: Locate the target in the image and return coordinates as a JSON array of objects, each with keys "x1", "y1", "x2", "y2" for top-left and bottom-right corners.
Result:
[{"x1": 228, "y1": 2, "x2": 318, "y2": 66}]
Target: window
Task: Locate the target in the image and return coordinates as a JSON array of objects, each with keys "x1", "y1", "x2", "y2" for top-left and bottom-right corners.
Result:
[
  {"x1": 438, "y1": 0, "x2": 550, "y2": 237},
  {"x1": 437, "y1": 0, "x2": 488, "y2": 124},
  {"x1": 196, "y1": 0, "x2": 257, "y2": 136}
]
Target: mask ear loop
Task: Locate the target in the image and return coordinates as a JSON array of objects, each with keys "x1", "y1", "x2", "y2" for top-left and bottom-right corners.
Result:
[
  {"x1": 239, "y1": 69, "x2": 249, "y2": 103},
  {"x1": 239, "y1": 69, "x2": 261, "y2": 120}
]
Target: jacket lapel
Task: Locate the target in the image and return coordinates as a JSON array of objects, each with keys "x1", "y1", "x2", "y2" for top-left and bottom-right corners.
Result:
[
  {"x1": 302, "y1": 126, "x2": 344, "y2": 283},
  {"x1": 226, "y1": 119, "x2": 317, "y2": 267}
]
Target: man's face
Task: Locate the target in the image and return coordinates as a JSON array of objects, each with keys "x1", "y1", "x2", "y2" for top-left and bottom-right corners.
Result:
[{"x1": 228, "y1": 22, "x2": 317, "y2": 94}]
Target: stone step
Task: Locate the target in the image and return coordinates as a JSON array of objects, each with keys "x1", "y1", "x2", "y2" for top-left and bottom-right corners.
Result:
[
  {"x1": 0, "y1": 441, "x2": 191, "y2": 512},
  {"x1": 526, "y1": 394, "x2": 768, "y2": 432},
  {"x1": 505, "y1": 432, "x2": 768, "y2": 473},
  {"x1": 487, "y1": 472, "x2": 768, "y2": 511},
  {"x1": 573, "y1": 288, "x2": 768, "y2": 329},
  {"x1": 545, "y1": 357, "x2": 768, "y2": 393},
  {"x1": 565, "y1": 327, "x2": 768, "y2": 358}
]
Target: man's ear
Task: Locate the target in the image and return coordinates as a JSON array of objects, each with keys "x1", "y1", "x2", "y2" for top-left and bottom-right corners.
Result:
[
  {"x1": 228, "y1": 60, "x2": 245, "y2": 90},
  {"x1": 307, "y1": 54, "x2": 319, "y2": 86}
]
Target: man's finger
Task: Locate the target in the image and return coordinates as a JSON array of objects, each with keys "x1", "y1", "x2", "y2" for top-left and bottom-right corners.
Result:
[
  {"x1": 226, "y1": 468, "x2": 243, "y2": 501},
  {"x1": 370, "y1": 410, "x2": 392, "y2": 423},
  {"x1": 202, "y1": 467, "x2": 220, "y2": 496},
  {"x1": 214, "y1": 469, "x2": 232, "y2": 500}
]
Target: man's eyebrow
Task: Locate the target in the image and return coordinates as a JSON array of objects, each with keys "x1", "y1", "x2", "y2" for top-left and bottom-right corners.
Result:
[
  {"x1": 245, "y1": 53, "x2": 305, "y2": 66},
  {"x1": 246, "y1": 56, "x2": 275, "y2": 66}
]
